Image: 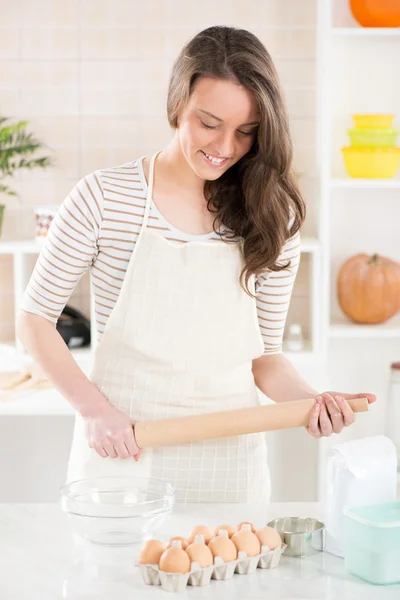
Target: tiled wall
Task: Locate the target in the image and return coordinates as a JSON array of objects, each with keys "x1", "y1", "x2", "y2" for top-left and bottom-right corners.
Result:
[{"x1": 0, "y1": 0, "x2": 317, "y2": 342}]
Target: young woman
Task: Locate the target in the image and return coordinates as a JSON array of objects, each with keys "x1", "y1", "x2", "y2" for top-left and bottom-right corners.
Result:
[{"x1": 17, "y1": 26, "x2": 375, "y2": 503}]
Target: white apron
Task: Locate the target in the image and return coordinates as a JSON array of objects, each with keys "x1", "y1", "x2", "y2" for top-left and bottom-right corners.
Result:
[{"x1": 66, "y1": 152, "x2": 271, "y2": 503}]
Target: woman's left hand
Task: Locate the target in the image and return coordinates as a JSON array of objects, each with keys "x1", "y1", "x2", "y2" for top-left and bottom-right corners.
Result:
[{"x1": 306, "y1": 391, "x2": 377, "y2": 439}]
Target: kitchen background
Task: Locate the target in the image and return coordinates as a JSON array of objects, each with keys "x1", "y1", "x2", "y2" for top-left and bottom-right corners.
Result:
[{"x1": 0, "y1": 0, "x2": 399, "y2": 502}]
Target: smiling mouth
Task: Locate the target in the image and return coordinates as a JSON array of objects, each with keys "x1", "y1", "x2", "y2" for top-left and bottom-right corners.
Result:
[{"x1": 200, "y1": 151, "x2": 229, "y2": 167}]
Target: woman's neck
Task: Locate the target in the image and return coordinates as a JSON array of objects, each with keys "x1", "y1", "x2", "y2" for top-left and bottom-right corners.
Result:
[
  {"x1": 156, "y1": 135, "x2": 205, "y2": 200},
  {"x1": 141, "y1": 135, "x2": 220, "y2": 235}
]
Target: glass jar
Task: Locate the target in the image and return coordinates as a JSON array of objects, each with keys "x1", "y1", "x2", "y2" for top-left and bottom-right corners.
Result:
[
  {"x1": 387, "y1": 362, "x2": 400, "y2": 472},
  {"x1": 34, "y1": 205, "x2": 58, "y2": 240}
]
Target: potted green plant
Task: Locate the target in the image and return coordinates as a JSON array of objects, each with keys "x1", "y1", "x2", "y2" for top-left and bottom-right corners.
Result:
[{"x1": 0, "y1": 116, "x2": 52, "y2": 238}]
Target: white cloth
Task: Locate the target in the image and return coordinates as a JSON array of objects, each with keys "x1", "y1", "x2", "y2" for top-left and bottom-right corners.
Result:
[{"x1": 66, "y1": 152, "x2": 271, "y2": 503}]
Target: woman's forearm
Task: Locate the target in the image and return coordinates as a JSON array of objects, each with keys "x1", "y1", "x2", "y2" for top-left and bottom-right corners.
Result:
[
  {"x1": 252, "y1": 353, "x2": 319, "y2": 403},
  {"x1": 16, "y1": 311, "x2": 108, "y2": 417}
]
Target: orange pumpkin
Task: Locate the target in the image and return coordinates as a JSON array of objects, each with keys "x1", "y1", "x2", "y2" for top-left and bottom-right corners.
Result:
[
  {"x1": 350, "y1": 0, "x2": 400, "y2": 28},
  {"x1": 337, "y1": 253, "x2": 400, "y2": 324}
]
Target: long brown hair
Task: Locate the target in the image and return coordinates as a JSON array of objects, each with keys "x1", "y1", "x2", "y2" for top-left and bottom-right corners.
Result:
[{"x1": 167, "y1": 25, "x2": 306, "y2": 294}]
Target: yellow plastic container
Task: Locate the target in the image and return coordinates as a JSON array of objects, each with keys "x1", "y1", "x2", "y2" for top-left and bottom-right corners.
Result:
[
  {"x1": 352, "y1": 114, "x2": 395, "y2": 130},
  {"x1": 342, "y1": 147, "x2": 400, "y2": 179}
]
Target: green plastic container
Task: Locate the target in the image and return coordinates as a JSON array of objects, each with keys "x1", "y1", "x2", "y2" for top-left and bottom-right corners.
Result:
[
  {"x1": 348, "y1": 128, "x2": 399, "y2": 148},
  {"x1": 343, "y1": 501, "x2": 400, "y2": 585}
]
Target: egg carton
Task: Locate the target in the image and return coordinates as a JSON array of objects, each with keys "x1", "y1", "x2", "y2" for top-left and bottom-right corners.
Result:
[
  {"x1": 139, "y1": 562, "x2": 214, "y2": 592},
  {"x1": 138, "y1": 544, "x2": 286, "y2": 593}
]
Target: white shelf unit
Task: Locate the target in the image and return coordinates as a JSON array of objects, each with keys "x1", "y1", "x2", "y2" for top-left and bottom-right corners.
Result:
[
  {"x1": 0, "y1": 239, "x2": 95, "y2": 417},
  {"x1": 331, "y1": 178, "x2": 400, "y2": 189},
  {"x1": 332, "y1": 27, "x2": 400, "y2": 37},
  {"x1": 318, "y1": 0, "x2": 400, "y2": 346},
  {"x1": 316, "y1": 0, "x2": 400, "y2": 501},
  {"x1": 0, "y1": 239, "x2": 97, "y2": 356},
  {"x1": 330, "y1": 313, "x2": 400, "y2": 339}
]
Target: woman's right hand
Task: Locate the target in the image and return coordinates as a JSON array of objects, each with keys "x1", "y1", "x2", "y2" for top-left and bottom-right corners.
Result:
[
  {"x1": 15, "y1": 313, "x2": 141, "y2": 461},
  {"x1": 83, "y1": 402, "x2": 141, "y2": 461}
]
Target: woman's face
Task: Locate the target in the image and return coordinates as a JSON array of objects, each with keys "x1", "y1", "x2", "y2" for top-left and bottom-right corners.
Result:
[{"x1": 177, "y1": 77, "x2": 260, "y2": 181}]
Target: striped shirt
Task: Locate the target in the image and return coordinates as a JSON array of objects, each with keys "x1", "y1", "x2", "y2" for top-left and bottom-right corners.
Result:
[{"x1": 21, "y1": 157, "x2": 300, "y2": 355}]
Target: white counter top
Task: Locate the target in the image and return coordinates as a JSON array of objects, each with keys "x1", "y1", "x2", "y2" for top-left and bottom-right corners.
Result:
[{"x1": 1, "y1": 501, "x2": 399, "y2": 599}]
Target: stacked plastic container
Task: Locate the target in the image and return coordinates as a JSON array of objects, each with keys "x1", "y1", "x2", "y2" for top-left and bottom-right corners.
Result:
[
  {"x1": 342, "y1": 114, "x2": 400, "y2": 179},
  {"x1": 343, "y1": 500, "x2": 400, "y2": 585}
]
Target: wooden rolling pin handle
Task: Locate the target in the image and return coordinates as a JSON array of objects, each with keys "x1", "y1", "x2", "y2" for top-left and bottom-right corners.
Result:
[{"x1": 133, "y1": 396, "x2": 369, "y2": 450}]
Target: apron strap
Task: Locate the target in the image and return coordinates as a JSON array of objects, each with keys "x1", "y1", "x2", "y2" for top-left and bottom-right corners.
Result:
[{"x1": 142, "y1": 151, "x2": 161, "y2": 231}]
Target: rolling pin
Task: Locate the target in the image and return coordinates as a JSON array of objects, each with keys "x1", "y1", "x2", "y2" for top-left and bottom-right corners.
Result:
[{"x1": 134, "y1": 396, "x2": 369, "y2": 449}]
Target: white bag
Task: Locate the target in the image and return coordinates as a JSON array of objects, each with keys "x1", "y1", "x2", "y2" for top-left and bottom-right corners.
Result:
[{"x1": 324, "y1": 435, "x2": 398, "y2": 557}]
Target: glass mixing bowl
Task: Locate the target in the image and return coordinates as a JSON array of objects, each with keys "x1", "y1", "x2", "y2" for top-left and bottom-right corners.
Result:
[{"x1": 59, "y1": 476, "x2": 176, "y2": 545}]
